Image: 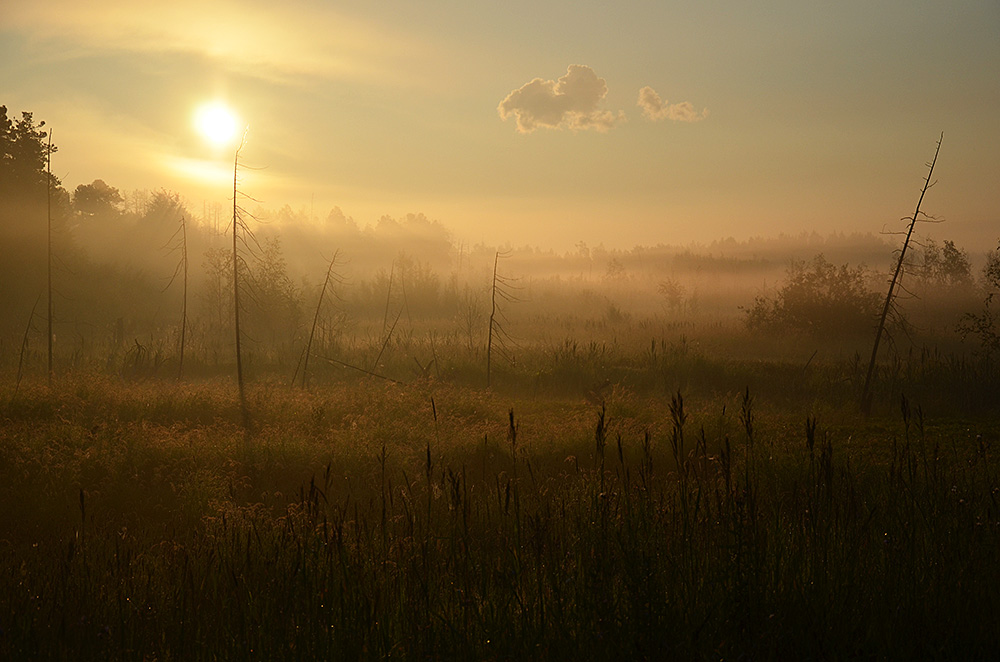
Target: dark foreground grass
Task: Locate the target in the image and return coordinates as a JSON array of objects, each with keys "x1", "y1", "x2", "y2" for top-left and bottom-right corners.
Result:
[{"x1": 1, "y1": 375, "x2": 999, "y2": 660}]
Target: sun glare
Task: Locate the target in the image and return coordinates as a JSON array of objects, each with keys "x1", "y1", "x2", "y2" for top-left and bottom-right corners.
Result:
[{"x1": 194, "y1": 102, "x2": 239, "y2": 146}]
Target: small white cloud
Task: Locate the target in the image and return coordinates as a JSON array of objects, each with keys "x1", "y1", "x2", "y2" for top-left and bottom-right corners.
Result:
[
  {"x1": 637, "y1": 86, "x2": 708, "y2": 122},
  {"x1": 498, "y1": 65, "x2": 624, "y2": 133}
]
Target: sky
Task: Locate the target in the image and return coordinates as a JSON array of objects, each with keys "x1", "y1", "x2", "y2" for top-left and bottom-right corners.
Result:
[{"x1": 2, "y1": 0, "x2": 998, "y2": 252}]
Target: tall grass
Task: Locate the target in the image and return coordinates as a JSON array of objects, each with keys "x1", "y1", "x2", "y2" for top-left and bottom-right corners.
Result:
[{"x1": 1, "y1": 375, "x2": 998, "y2": 659}]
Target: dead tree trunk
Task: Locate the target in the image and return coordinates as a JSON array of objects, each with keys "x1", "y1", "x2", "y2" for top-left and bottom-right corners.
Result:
[
  {"x1": 232, "y1": 138, "x2": 249, "y2": 430},
  {"x1": 861, "y1": 133, "x2": 942, "y2": 414},
  {"x1": 487, "y1": 251, "x2": 499, "y2": 388},
  {"x1": 487, "y1": 250, "x2": 518, "y2": 388},
  {"x1": 301, "y1": 250, "x2": 340, "y2": 388},
  {"x1": 178, "y1": 215, "x2": 188, "y2": 379},
  {"x1": 14, "y1": 295, "x2": 42, "y2": 401},
  {"x1": 46, "y1": 130, "x2": 53, "y2": 385}
]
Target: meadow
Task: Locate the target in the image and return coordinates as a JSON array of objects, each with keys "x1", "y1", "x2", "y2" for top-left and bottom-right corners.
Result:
[
  {"x1": 2, "y1": 313, "x2": 999, "y2": 660},
  {"x1": 3, "y1": 99, "x2": 999, "y2": 659}
]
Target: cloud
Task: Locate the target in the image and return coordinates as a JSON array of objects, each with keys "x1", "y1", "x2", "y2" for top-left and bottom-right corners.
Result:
[
  {"x1": 498, "y1": 65, "x2": 624, "y2": 133},
  {"x1": 637, "y1": 86, "x2": 708, "y2": 122}
]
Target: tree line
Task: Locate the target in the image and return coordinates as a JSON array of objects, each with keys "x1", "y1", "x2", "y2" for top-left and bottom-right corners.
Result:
[{"x1": 3, "y1": 105, "x2": 998, "y2": 378}]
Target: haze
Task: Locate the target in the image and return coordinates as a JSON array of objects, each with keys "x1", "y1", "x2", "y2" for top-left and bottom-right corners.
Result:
[{"x1": 2, "y1": 0, "x2": 998, "y2": 250}]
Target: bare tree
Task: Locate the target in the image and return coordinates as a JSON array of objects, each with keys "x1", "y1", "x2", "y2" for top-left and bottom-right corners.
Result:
[
  {"x1": 164, "y1": 215, "x2": 189, "y2": 378},
  {"x1": 46, "y1": 130, "x2": 53, "y2": 385},
  {"x1": 232, "y1": 131, "x2": 254, "y2": 430},
  {"x1": 371, "y1": 260, "x2": 403, "y2": 374},
  {"x1": 861, "y1": 134, "x2": 942, "y2": 414},
  {"x1": 487, "y1": 250, "x2": 519, "y2": 388},
  {"x1": 13, "y1": 295, "x2": 42, "y2": 402},
  {"x1": 381, "y1": 260, "x2": 395, "y2": 341},
  {"x1": 299, "y1": 250, "x2": 343, "y2": 388}
]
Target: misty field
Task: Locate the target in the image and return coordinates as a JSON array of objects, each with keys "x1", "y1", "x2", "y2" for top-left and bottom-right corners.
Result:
[
  {"x1": 2, "y1": 328, "x2": 999, "y2": 660},
  {"x1": 3, "y1": 229, "x2": 1000, "y2": 659},
  {"x1": 4, "y1": 118, "x2": 1000, "y2": 656}
]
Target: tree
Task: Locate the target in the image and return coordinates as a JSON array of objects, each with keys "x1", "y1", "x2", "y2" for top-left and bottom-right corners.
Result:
[
  {"x1": 957, "y1": 243, "x2": 1000, "y2": 357},
  {"x1": 299, "y1": 250, "x2": 343, "y2": 388},
  {"x1": 0, "y1": 106, "x2": 59, "y2": 200},
  {"x1": 743, "y1": 254, "x2": 879, "y2": 335},
  {"x1": 164, "y1": 215, "x2": 189, "y2": 378},
  {"x1": 917, "y1": 238, "x2": 972, "y2": 288},
  {"x1": 230, "y1": 131, "x2": 255, "y2": 434},
  {"x1": 395, "y1": 253, "x2": 441, "y2": 318},
  {"x1": 200, "y1": 247, "x2": 235, "y2": 340},
  {"x1": 73, "y1": 179, "x2": 123, "y2": 217},
  {"x1": 658, "y1": 278, "x2": 685, "y2": 313},
  {"x1": 143, "y1": 190, "x2": 186, "y2": 226},
  {"x1": 487, "y1": 250, "x2": 519, "y2": 387},
  {"x1": 605, "y1": 257, "x2": 626, "y2": 281},
  {"x1": 862, "y1": 134, "x2": 942, "y2": 413},
  {"x1": 0, "y1": 106, "x2": 69, "y2": 362},
  {"x1": 248, "y1": 235, "x2": 301, "y2": 348},
  {"x1": 1, "y1": 107, "x2": 67, "y2": 249}
]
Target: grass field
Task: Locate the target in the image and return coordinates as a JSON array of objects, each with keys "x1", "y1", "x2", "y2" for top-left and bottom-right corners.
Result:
[{"x1": 2, "y1": 333, "x2": 999, "y2": 659}]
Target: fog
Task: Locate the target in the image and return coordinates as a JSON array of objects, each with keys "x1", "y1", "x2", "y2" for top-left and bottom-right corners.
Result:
[
  {"x1": 5, "y1": 5, "x2": 1000, "y2": 655},
  {"x1": 3, "y1": 170, "x2": 995, "y2": 380},
  {"x1": 3, "y1": 108, "x2": 995, "y2": 376}
]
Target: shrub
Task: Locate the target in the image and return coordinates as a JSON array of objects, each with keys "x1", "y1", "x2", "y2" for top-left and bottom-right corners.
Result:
[{"x1": 744, "y1": 254, "x2": 879, "y2": 336}]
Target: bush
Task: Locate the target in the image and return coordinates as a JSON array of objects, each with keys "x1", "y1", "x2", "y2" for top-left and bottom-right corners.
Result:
[{"x1": 744, "y1": 254, "x2": 879, "y2": 336}]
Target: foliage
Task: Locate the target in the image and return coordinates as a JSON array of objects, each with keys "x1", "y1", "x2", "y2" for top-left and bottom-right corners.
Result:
[
  {"x1": 915, "y1": 238, "x2": 973, "y2": 288},
  {"x1": 604, "y1": 256, "x2": 626, "y2": 281},
  {"x1": 395, "y1": 253, "x2": 442, "y2": 318},
  {"x1": 744, "y1": 254, "x2": 879, "y2": 335},
  {"x1": 0, "y1": 105, "x2": 59, "y2": 200},
  {"x1": 988, "y1": 245, "x2": 1000, "y2": 291},
  {"x1": 1, "y1": 104, "x2": 993, "y2": 401},
  {"x1": 0, "y1": 106, "x2": 76, "y2": 338},
  {"x1": 199, "y1": 246, "x2": 235, "y2": 337},
  {"x1": 248, "y1": 236, "x2": 302, "y2": 348},
  {"x1": 657, "y1": 277, "x2": 685, "y2": 312},
  {"x1": 958, "y1": 243, "x2": 1000, "y2": 356},
  {"x1": 72, "y1": 179, "x2": 123, "y2": 218}
]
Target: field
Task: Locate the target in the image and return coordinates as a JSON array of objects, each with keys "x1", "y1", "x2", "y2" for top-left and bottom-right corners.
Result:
[
  {"x1": 3, "y1": 207, "x2": 999, "y2": 659},
  {"x1": 3, "y1": 311, "x2": 999, "y2": 660},
  {"x1": 4, "y1": 13, "x2": 1000, "y2": 658}
]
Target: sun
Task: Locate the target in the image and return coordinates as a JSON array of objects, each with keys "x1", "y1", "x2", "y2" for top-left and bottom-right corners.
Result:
[{"x1": 194, "y1": 102, "x2": 239, "y2": 146}]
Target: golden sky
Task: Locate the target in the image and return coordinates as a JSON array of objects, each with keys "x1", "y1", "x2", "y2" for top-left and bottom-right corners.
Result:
[{"x1": 3, "y1": 0, "x2": 998, "y2": 250}]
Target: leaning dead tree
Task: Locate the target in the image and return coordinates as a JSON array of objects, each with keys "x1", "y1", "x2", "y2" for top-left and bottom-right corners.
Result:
[
  {"x1": 861, "y1": 133, "x2": 943, "y2": 414},
  {"x1": 371, "y1": 260, "x2": 402, "y2": 374},
  {"x1": 298, "y1": 250, "x2": 343, "y2": 388},
  {"x1": 13, "y1": 295, "x2": 42, "y2": 402}
]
